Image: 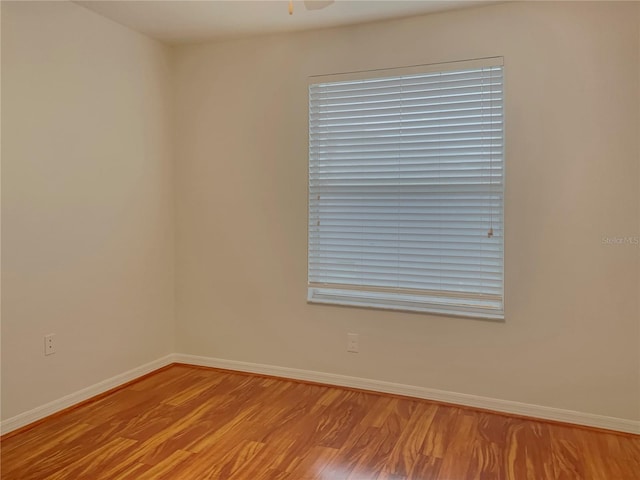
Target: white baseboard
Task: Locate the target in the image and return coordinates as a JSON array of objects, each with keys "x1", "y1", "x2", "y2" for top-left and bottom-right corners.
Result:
[
  {"x1": 174, "y1": 353, "x2": 640, "y2": 435},
  {"x1": 3, "y1": 353, "x2": 638, "y2": 436},
  {"x1": 0, "y1": 354, "x2": 175, "y2": 436}
]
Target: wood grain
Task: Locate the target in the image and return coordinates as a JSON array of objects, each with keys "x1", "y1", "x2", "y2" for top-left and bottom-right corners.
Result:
[{"x1": 1, "y1": 364, "x2": 638, "y2": 479}]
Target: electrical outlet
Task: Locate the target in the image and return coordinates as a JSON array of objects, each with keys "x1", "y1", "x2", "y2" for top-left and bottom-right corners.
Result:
[
  {"x1": 44, "y1": 334, "x2": 56, "y2": 356},
  {"x1": 347, "y1": 333, "x2": 359, "y2": 353}
]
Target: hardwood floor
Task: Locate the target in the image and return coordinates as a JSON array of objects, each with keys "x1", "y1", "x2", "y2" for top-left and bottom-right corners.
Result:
[{"x1": 2, "y1": 364, "x2": 639, "y2": 479}]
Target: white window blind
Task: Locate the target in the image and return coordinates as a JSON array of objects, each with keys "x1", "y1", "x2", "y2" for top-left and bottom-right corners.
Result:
[{"x1": 308, "y1": 58, "x2": 504, "y2": 320}]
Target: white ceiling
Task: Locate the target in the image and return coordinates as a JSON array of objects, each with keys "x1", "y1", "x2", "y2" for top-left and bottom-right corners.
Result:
[{"x1": 76, "y1": 0, "x2": 495, "y2": 45}]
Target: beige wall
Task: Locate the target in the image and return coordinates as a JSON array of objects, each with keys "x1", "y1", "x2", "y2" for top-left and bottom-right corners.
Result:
[
  {"x1": 1, "y1": 1, "x2": 174, "y2": 420},
  {"x1": 174, "y1": 1, "x2": 640, "y2": 421},
  {"x1": 1, "y1": 0, "x2": 638, "y2": 425}
]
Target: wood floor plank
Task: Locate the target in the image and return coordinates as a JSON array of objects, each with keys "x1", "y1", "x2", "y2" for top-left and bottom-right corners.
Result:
[
  {"x1": 549, "y1": 423, "x2": 588, "y2": 480},
  {"x1": 435, "y1": 409, "x2": 479, "y2": 479},
  {"x1": 2, "y1": 364, "x2": 638, "y2": 480},
  {"x1": 178, "y1": 439, "x2": 265, "y2": 479},
  {"x1": 120, "y1": 449, "x2": 194, "y2": 480},
  {"x1": 523, "y1": 422, "x2": 555, "y2": 479},
  {"x1": 464, "y1": 440, "x2": 504, "y2": 480},
  {"x1": 111, "y1": 461, "x2": 153, "y2": 480},
  {"x1": 386, "y1": 402, "x2": 439, "y2": 478},
  {"x1": 42, "y1": 437, "x2": 138, "y2": 480},
  {"x1": 0, "y1": 421, "x2": 94, "y2": 467},
  {"x1": 286, "y1": 445, "x2": 341, "y2": 479},
  {"x1": 421, "y1": 404, "x2": 460, "y2": 459},
  {"x1": 505, "y1": 419, "x2": 530, "y2": 479},
  {"x1": 463, "y1": 411, "x2": 511, "y2": 479}
]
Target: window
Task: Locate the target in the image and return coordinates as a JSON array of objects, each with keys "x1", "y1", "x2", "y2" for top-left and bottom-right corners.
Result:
[{"x1": 307, "y1": 58, "x2": 504, "y2": 320}]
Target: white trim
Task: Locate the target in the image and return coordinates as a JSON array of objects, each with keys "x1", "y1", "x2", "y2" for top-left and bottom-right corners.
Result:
[
  {"x1": 3, "y1": 353, "x2": 637, "y2": 436},
  {"x1": 308, "y1": 56, "x2": 504, "y2": 83},
  {"x1": 0, "y1": 354, "x2": 175, "y2": 435},
  {"x1": 174, "y1": 353, "x2": 640, "y2": 435}
]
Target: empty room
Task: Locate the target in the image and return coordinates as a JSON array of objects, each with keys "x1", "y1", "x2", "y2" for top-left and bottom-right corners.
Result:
[{"x1": 1, "y1": 0, "x2": 639, "y2": 478}]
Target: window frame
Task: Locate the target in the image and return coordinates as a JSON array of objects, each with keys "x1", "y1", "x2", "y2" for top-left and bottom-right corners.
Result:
[{"x1": 306, "y1": 57, "x2": 505, "y2": 321}]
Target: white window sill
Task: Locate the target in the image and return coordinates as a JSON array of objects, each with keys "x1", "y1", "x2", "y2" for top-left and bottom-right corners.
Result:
[{"x1": 308, "y1": 287, "x2": 504, "y2": 321}]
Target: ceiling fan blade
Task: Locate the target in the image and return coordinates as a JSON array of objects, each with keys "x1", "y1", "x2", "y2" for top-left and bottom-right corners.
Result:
[{"x1": 303, "y1": 0, "x2": 335, "y2": 11}]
